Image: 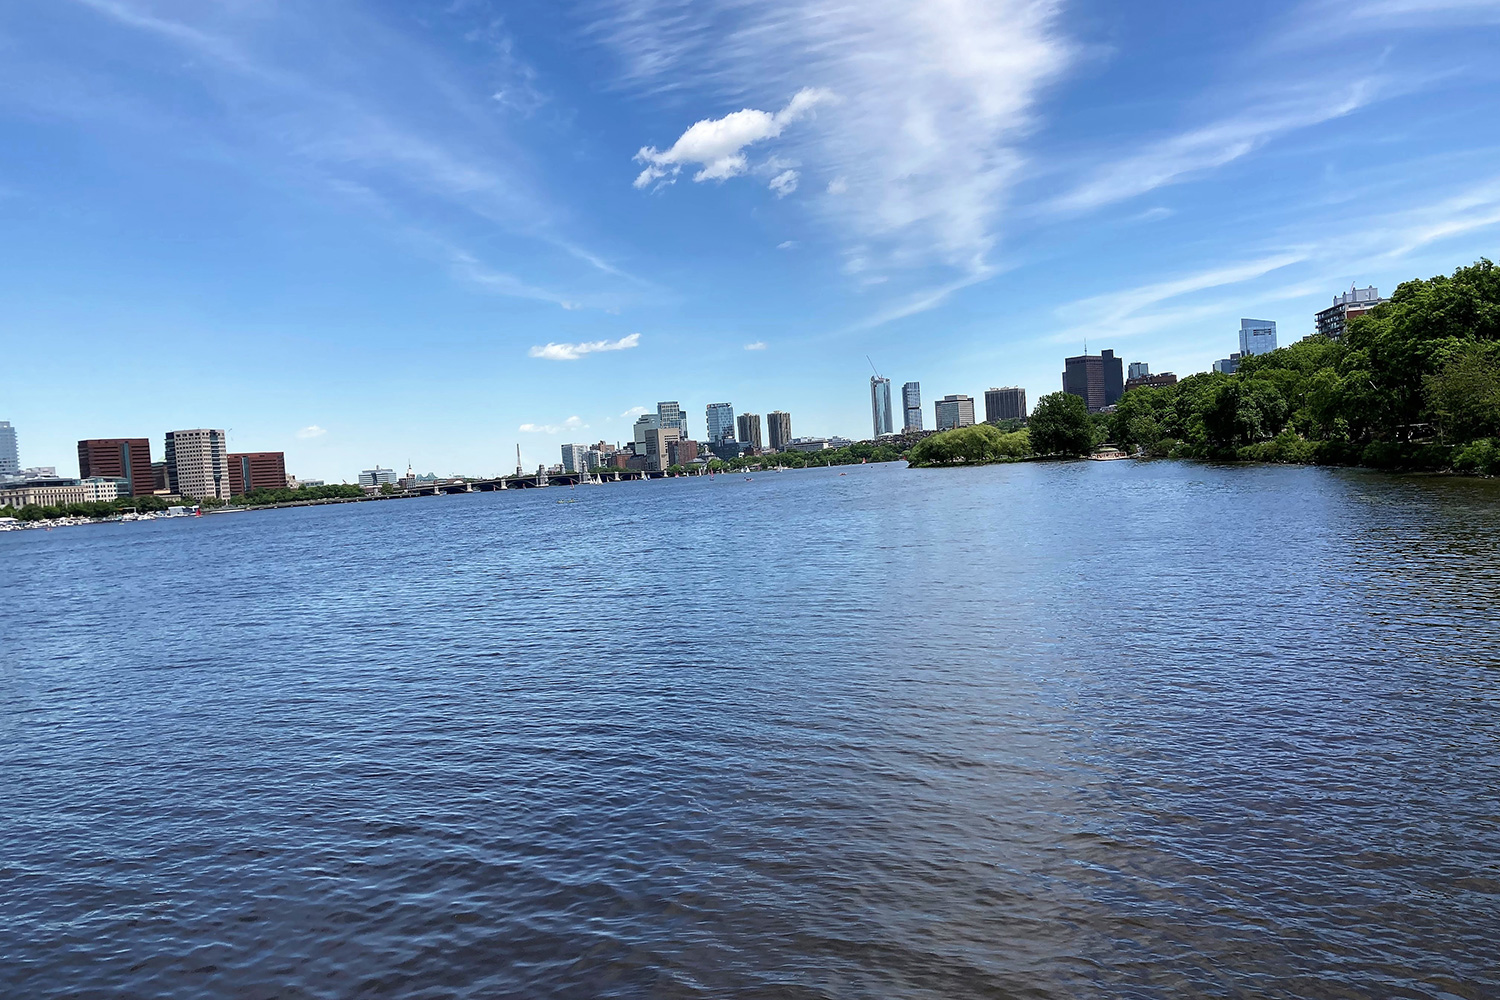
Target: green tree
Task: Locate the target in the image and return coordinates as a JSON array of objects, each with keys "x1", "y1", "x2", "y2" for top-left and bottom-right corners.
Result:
[
  {"x1": 1425, "y1": 340, "x2": 1500, "y2": 442},
  {"x1": 1027, "y1": 392, "x2": 1094, "y2": 456}
]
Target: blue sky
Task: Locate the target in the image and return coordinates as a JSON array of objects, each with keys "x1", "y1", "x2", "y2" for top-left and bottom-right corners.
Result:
[{"x1": 3, "y1": 0, "x2": 1500, "y2": 479}]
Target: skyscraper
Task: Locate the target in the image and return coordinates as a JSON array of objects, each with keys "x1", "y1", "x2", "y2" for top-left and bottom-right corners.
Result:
[
  {"x1": 705, "y1": 402, "x2": 736, "y2": 444},
  {"x1": 1062, "y1": 349, "x2": 1124, "y2": 412},
  {"x1": 1239, "y1": 319, "x2": 1277, "y2": 356},
  {"x1": 164, "y1": 429, "x2": 229, "y2": 500},
  {"x1": 657, "y1": 401, "x2": 687, "y2": 439},
  {"x1": 632, "y1": 413, "x2": 660, "y2": 456},
  {"x1": 935, "y1": 394, "x2": 976, "y2": 430},
  {"x1": 984, "y1": 387, "x2": 1027, "y2": 422},
  {"x1": 77, "y1": 438, "x2": 154, "y2": 496},
  {"x1": 737, "y1": 413, "x2": 763, "y2": 452},
  {"x1": 902, "y1": 382, "x2": 923, "y2": 433},
  {"x1": 870, "y1": 376, "x2": 893, "y2": 437},
  {"x1": 560, "y1": 443, "x2": 587, "y2": 473},
  {"x1": 767, "y1": 411, "x2": 792, "y2": 451},
  {"x1": 1128, "y1": 362, "x2": 1150, "y2": 380},
  {"x1": 0, "y1": 421, "x2": 17, "y2": 476},
  {"x1": 644, "y1": 426, "x2": 680, "y2": 471}
]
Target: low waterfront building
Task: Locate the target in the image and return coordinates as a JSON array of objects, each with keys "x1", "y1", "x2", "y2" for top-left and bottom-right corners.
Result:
[
  {"x1": 935, "y1": 394, "x2": 976, "y2": 430},
  {"x1": 668, "y1": 437, "x2": 699, "y2": 466},
  {"x1": 227, "y1": 452, "x2": 287, "y2": 495},
  {"x1": 0, "y1": 477, "x2": 120, "y2": 508},
  {"x1": 358, "y1": 467, "x2": 398, "y2": 487},
  {"x1": 787, "y1": 437, "x2": 830, "y2": 452},
  {"x1": 1125, "y1": 372, "x2": 1179, "y2": 392}
]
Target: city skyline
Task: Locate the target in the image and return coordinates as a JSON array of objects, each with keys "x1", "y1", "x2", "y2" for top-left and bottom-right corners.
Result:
[{"x1": 4, "y1": 4, "x2": 1499, "y2": 477}]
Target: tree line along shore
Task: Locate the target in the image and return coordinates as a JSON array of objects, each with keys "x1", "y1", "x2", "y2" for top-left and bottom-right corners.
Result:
[{"x1": 908, "y1": 258, "x2": 1500, "y2": 476}]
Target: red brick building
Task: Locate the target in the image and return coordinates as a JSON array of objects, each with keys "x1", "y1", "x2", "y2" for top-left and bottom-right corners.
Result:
[
  {"x1": 77, "y1": 438, "x2": 155, "y2": 496},
  {"x1": 227, "y1": 452, "x2": 288, "y2": 495}
]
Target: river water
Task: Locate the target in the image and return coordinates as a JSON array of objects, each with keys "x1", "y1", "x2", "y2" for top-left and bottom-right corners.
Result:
[{"x1": 3, "y1": 461, "x2": 1498, "y2": 999}]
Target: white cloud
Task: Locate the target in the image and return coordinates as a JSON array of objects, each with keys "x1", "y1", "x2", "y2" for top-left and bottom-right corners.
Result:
[
  {"x1": 768, "y1": 169, "x2": 799, "y2": 197},
  {"x1": 633, "y1": 87, "x2": 832, "y2": 189},
  {"x1": 776, "y1": 240, "x2": 799, "y2": 250},
  {"x1": 599, "y1": 1, "x2": 1073, "y2": 272},
  {"x1": 295, "y1": 425, "x2": 327, "y2": 439},
  {"x1": 621, "y1": 405, "x2": 651, "y2": 417},
  {"x1": 519, "y1": 416, "x2": 586, "y2": 434},
  {"x1": 744, "y1": 341, "x2": 767, "y2": 350},
  {"x1": 527, "y1": 332, "x2": 641, "y2": 361}
]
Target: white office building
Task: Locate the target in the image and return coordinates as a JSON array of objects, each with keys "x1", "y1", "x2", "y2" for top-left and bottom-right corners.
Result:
[
  {"x1": 165, "y1": 429, "x2": 230, "y2": 500},
  {"x1": 358, "y1": 467, "x2": 398, "y2": 487},
  {"x1": 1239, "y1": 319, "x2": 1277, "y2": 357}
]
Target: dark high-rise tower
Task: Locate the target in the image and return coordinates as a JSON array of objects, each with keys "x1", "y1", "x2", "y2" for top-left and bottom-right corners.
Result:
[{"x1": 1062, "y1": 350, "x2": 1123, "y2": 412}]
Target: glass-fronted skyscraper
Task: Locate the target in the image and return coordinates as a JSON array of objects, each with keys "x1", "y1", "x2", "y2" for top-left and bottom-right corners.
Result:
[
  {"x1": 1239, "y1": 319, "x2": 1277, "y2": 357},
  {"x1": 870, "y1": 377, "x2": 893, "y2": 437},
  {"x1": 657, "y1": 401, "x2": 687, "y2": 439},
  {"x1": 902, "y1": 382, "x2": 922, "y2": 432},
  {"x1": 705, "y1": 403, "x2": 736, "y2": 444}
]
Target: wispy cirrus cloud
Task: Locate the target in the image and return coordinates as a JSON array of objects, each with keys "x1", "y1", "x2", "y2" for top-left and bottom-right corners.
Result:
[
  {"x1": 1043, "y1": 253, "x2": 1307, "y2": 345},
  {"x1": 42, "y1": 0, "x2": 630, "y2": 297},
  {"x1": 1047, "y1": 81, "x2": 1382, "y2": 215},
  {"x1": 295, "y1": 425, "x2": 327, "y2": 439},
  {"x1": 528, "y1": 332, "x2": 641, "y2": 361},
  {"x1": 595, "y1": 0, "x2": 1074, "y2": 274}
]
